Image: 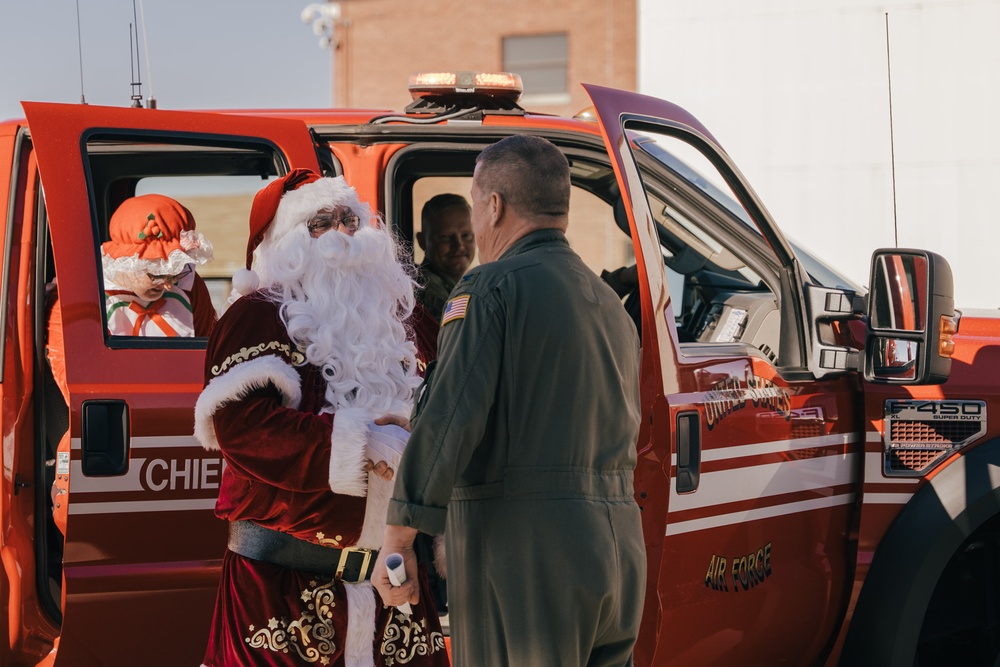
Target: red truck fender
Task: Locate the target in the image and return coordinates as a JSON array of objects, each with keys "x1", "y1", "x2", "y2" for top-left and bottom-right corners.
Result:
[{"x1": 840, "y1": 437, "x2": 1000, "y2": 665}]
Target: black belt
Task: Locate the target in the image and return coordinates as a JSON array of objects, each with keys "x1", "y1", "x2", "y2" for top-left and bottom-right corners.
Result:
[{"x1": 228, "y1": 520, "x2": 377, "y2": 583}]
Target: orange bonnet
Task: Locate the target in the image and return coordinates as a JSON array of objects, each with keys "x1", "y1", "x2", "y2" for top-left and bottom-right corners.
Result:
[{"x1": 101, "y1": 194, "x2": 213, "y2": 276}]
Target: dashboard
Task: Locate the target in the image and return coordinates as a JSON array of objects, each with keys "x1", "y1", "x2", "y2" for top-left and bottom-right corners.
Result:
[{"x1": 685, "y1": 289, "x2": 781, "y2": 363}]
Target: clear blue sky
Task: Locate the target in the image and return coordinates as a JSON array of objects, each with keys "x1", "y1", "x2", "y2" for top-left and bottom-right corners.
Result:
[{"x1": 1, "y1": 0, "x2": 332, "y2": 122}]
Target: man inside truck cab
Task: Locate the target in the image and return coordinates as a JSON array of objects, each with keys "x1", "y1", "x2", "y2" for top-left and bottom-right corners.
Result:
[
  {"x1": 45, "y1": 193, "x2": 217, "y2": 534},
  {"x1": 415, "y1": 193, "x2": 476, "y2": 322}
]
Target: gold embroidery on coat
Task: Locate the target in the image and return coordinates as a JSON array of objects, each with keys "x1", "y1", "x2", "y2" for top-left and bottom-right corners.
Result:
[
  {"x1": 211, "y1": 340, "x2": 293, "y2": 376},
  {"x1": 244, "y1": 578, "x2": 338, "y2": 663},
  {"x1": 381, "y1": 609, "x2": 446, "y2": 664},
  {"x1": 316, "y1": 532, "x2": 344, "y2": 548}
]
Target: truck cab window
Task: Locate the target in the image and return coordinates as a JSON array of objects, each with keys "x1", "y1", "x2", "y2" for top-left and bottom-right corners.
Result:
[
  {"x1": 133, "y1": 175, "x2": 276, "y2": 317},
  {"x1": 81, "y1": 137, "x2": 294, "y2": 344},
  {"x1": 623, "y1": 127, "x2": 789, "y2": 365},
  {"x1": 408, "y1": 174, "x2": 630, "y2": 278}
]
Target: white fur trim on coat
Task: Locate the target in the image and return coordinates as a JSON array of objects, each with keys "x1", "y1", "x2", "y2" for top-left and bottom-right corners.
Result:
[
  {"x1": 194, "y1": 355, "x2": 302, "y2": 451},
  {"x1": 343, "y1": 582, "x2": 377, "y2": 667},
  {"x1": 355, "y1": 423, "x2": 409, "y2": 550},
  {"x1": 356, "y1": 473, "x2": 392, "y2": 551},
  {"x1": 329, "y1": 407, "x2": 371, "y2": 497}
]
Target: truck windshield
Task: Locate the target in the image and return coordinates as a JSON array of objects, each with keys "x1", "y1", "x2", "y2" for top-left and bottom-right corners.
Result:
[
  {"x1": 790, "y1": 239, "x2": 863, "y2": 292},
  {"x1": 631, "y1": 130, "x2": 860, "y2": 292},
  {"x1": 630, "y1": 130, "x2": 761, "y2": 236}
]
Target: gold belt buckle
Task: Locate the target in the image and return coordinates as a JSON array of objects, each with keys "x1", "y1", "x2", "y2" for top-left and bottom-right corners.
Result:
[{"x1": 336, "y1": 547, "x2": 373, "y2": 583}]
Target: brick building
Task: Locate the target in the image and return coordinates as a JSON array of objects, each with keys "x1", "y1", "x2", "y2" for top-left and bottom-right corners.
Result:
[
  {"x1": 321, "y1": 0, "x2": 636, "y2": 118},
  {"x1": 306, "y1": 0, "x2": 638, "y2": 276}
]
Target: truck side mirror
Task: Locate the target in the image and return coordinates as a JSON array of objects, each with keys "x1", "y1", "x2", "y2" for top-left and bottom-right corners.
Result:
[{"x1": 864, "y1": 249, "x2": 955, "y2": 384}]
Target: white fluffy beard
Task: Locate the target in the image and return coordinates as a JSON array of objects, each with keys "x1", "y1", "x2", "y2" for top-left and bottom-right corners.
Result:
[{"x1": 257, "y1": 224, "x2": 421, "y2": 417}]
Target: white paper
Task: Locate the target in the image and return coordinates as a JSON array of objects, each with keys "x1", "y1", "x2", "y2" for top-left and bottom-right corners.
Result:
[{"x1": 385, "y1": 552, "x2": 413, "y2": 614}]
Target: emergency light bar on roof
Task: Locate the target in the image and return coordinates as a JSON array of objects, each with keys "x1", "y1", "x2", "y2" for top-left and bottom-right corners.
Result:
[
  {"x1": 407, "y1": 71, "x2": 523, "y2": 100},
  {"x1": 384, "y1": 71, "x2": 526, "y2": 122}
]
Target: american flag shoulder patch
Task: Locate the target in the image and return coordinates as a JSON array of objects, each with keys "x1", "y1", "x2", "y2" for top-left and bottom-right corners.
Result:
[{"x1": 441, "y1": 294, "x2": 471, "y2": 325}]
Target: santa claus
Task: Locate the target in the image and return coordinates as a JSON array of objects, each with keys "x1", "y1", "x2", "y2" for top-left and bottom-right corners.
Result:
[{"x1": 194, "y1": 169, "x2": 448, "y2": 667}]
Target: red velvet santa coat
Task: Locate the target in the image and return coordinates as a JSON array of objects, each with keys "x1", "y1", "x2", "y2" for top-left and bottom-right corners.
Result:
[{"x1": 195, "y1": 293, "x2": 448, "y2": 667}]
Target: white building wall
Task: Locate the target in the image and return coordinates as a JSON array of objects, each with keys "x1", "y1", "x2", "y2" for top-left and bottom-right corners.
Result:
[{"x1": 638, "y1": 0, "x2": 1000, "y2": 308}]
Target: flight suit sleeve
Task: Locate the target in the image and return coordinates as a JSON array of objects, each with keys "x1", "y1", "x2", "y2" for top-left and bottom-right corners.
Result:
[{"x1": 387, "y1": 280, "x2": 503, "y2": 535}]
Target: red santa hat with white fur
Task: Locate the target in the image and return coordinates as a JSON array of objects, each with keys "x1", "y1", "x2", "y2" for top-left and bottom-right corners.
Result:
[{"x1": 230, "y1": 168, "x2": 370, "y2": 297}]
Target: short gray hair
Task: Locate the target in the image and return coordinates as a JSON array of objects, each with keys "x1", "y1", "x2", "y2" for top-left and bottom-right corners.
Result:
[{"x1": 475, "y1": 135, "x2": 570, "y2": 217}]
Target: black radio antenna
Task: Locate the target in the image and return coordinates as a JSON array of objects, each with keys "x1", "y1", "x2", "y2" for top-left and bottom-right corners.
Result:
[
  {"x1": 885, "y1": 12, "x2": 899, "y2": 247},
  {"x1": 129, "y1": 0, "x2": 143, "y2": 107},
  {"x1": 75, "y1": 0, "x2": 86, "y2": 104}
]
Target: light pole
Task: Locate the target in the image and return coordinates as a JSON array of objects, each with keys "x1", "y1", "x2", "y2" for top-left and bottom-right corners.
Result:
[{"x1": 300, "y1": 2, "x2": 341, "y2": 107}]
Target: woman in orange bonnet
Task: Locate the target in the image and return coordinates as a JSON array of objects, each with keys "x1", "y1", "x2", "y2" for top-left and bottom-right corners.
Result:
[
  {"x1": 100, "y1": 193, "x2": 217, "y2": 337},
  {"x1": 45, "y1": 193, "x2": 218, "y2": 536}
]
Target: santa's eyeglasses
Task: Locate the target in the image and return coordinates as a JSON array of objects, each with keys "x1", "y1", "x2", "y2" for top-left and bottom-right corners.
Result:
[
  {"x1": 308, "y1": 212, "x2": 361, "y2": 236},
  {"x1": 146, "y1": 265, "x2": 193, "y2": 286}
]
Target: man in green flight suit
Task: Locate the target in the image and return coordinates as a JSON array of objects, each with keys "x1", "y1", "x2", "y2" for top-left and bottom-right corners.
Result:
[
  {"x1": 415, "y1": 193, "x2": 476, "y2": 322},
  {"x1": 374, "y1": 135, "x2": 646, "y2": 666}
]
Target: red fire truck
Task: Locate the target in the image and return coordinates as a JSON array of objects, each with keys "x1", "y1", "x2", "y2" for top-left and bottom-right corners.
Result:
[{"x1": 1, "y1": 74, "x2": 997, "y2": 665}]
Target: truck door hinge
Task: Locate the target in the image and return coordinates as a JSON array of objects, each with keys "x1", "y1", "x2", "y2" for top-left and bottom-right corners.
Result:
[{"x1": 14, "y1": 473, "x2": 32, "y2": 495}]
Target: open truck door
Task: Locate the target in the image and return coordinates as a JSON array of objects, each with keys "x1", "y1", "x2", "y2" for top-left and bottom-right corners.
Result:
[
  {"x1": 584, "y1": 84, "x2": 866, "y2": 665},
  {"x1": 11, "y1": 102, "x2": 321, "y2": 665}
]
